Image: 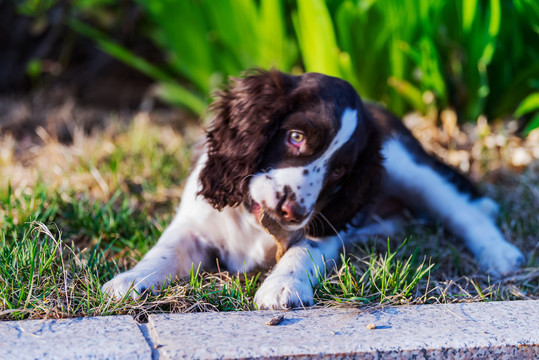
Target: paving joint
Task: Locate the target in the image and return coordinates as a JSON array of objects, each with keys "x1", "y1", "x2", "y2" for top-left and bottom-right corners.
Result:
[{"x1": 137, "y1": 322, "x2": 160, "y2": 360}]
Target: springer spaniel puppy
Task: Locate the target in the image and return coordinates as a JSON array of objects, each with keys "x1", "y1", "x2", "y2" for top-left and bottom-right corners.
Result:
[{"x1": 102, "y1": 69, "x2": 524, "y2": 309}]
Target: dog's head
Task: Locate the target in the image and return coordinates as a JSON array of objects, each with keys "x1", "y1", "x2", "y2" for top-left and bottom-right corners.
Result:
[{"x1": 199, "y1": 69, "x2": 382, "y2": 237}]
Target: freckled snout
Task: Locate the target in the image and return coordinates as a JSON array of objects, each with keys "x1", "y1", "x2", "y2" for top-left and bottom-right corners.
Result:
[{"x1": 276, "y1": 186, "x2": 309, "y2": 224}]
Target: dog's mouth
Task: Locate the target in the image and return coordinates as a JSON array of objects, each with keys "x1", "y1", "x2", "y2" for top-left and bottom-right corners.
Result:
[{"x1": 250, "y1": 201, "x2": 265, "y2": 223}]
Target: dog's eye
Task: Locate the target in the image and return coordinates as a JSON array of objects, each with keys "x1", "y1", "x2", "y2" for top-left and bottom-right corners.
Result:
[
  {"x1": 287, "y1": 131, "x2": 305, "y2": 146},
  {"x1": 331, "y1": 166, "x2": 346, "y2": 180}
]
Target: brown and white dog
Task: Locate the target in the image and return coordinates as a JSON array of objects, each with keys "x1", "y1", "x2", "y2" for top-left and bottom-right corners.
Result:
[{"x1": 102, "y1": 70, "x2": 524, "y2": 309}]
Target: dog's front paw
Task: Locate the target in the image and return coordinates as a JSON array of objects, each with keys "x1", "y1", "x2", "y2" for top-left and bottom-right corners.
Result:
[
  {"x1": 479, "y1": 241, "x2": 525, "y2": 277},
  {"x1": 102, "y1": 270, "x2": 167, "y2": 300},
  {"x1": 254, "y1": 275, "x2": 314, "y2": 310}
]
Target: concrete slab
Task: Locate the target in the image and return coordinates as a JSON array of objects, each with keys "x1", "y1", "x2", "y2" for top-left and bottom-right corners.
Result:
[
  {"x1": 146, "y1": 300, "x2": 539, "y2": 359},
  {"x1": 0, "y1": 315, "x2": 151, "y2": 360}
]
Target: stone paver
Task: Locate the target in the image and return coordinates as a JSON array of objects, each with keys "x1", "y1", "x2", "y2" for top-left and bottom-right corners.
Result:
[
  {"x1": 146, "y1": 300, "x2": 539, "y2": 359},
  {"x1": 0, "y1": 315, "x2": 151, "y2": 360},
  {"x1": 1, "y1": 301, "x2": 537, "y2": 359}
]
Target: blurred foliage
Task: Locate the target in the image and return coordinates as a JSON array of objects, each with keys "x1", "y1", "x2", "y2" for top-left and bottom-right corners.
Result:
[
  {"x1": 515, "y1": 92, "x2": 539, "y2": 135},
  {"x1": 11, "y1": 0, "x2": 539, "y2": 131}
]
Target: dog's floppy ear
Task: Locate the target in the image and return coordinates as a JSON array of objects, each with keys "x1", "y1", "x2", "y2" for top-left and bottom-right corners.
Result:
[
  {"x1": 310, "y1": 104, "x2": 383, "y2": 236},
  {"x1": 199, "y1": 69, "x2": 294, "y2": 210}
]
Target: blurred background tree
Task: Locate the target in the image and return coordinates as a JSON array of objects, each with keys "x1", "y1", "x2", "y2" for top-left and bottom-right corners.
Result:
[{"x1": 2, "y1": 0, "x2": 539, "y2": 134}]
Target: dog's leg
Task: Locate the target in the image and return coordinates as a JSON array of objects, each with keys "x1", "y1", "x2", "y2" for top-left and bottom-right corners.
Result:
[
  {"x1": 102, "y1": 220, "x2": 217, "y2": 299},
  {"x1": 254, "y1": 236, "x2": 342, "y2": 309},
  {"x1": 351, "y1": 215, "x2": 407, "y2": 240},
  {"x1": 382, "y1": 138, "x2": 524, "y2": 276}
]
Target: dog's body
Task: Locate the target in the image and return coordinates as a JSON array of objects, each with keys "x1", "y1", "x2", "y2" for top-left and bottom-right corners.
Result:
[{"x1": 102, "y1": 70, "x2": 524, "y2": 309}]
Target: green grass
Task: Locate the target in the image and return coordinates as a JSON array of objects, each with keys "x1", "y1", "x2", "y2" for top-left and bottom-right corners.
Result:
[
  {"x1": 0, "y1": 185, "x2": 434, "y2": 320},
  {"x1": 315, "y1": 243, "x2": 434, "y2": 306},
  {"x1": 1, "y1": 116, "x2": 538, "y2": 321},
  {"x1": 0, "y1": 187, "x2": 261, "y2": 321}
]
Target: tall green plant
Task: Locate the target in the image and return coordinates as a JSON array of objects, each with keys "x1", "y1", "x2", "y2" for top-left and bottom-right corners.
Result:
[
  {"x1": 326, "y1": 0, "x2": 538, "y2": 123},
  {"x1": 137, "y1": 0, "x2": 297, "y2": 113},
  {"x1": 62, "y1": 0, "x2": 539, "y2": 130},
  {"x1": 68, "y1": 0, "x2": 297, "y2": 115},
  {"x1": 487, "y1": 0, "x2": 539, "y2": 119}
]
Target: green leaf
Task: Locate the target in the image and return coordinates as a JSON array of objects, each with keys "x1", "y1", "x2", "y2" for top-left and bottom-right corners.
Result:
[
  {"x1": 462, "y1": 0, "x2": 478, "y2": 33},
  {"x1": 68, "y1": 19, "x2": 170, "y2": 82},
  {"x1": 155, "y1": 82, "x2": 207, "y2": 116},
  {"x1": 139, "y1": 0, "x2": 215, "y2": 93},
  {"x1": 206, "y1": 0, "x2": 258, "y2": 68},
  {"x1": 514, "y1": 93, "x2": 539, "y2": 117},
  {"x1": 523, "y1": 112, "x2": 539, "y2": 136},
  {"x1": 488, "y1": 0, "x2": 501, "y2": 38},
  {"x1": 259, "y1": 0, "x2": 294, "y2": 70},
  {"x1": 294, "y1": 0, "x2": 340, "y2": 77}
]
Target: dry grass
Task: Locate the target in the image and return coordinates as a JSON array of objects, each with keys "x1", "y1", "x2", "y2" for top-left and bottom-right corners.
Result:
[{"x1": 1, "y1": 105, "x2": 538, "y2": 321}]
